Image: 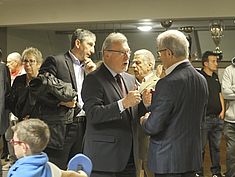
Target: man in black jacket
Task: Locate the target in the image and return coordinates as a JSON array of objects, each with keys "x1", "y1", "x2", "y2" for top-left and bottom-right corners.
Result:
[
  {"x1": 0, "y1": 58, "x2": 11, "y2": 176},
  {"x1": 39, "y1": 28, "x2": 96, "y2": 169}
]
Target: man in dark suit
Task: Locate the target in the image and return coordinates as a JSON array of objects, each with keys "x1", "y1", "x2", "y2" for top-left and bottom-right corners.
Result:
[
  {"x1": 81, "y1": 32, "x2": 142, "y2": 177},
  {"x1": 0, "y1": 60, "x2": 11, "y2": 176},
  {"x1": 140, "y1": 30, "x2": 208, "y2": 177},
  {"x1": 38, "y1": 28, "x2": 96, "y2": 169}
]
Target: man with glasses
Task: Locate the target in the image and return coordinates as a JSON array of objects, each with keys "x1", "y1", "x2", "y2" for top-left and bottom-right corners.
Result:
[
  {"x1": 140, "y1": 30, "x2": 208, "y2": 177},
  {"x1": 39, "y1": 28, "x2": 96, "y2": 170},
  {"x1": 81, "y1": 32, "x2": 142, "y2": 177}
]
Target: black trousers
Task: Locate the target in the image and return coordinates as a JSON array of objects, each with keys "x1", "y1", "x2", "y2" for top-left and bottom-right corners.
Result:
[
  {"x1": 91, "y1": 148, "x2": 136, "y2": 177},
  {"x1": 44, "y1": 121, "x2": 85, "y2": 169}
]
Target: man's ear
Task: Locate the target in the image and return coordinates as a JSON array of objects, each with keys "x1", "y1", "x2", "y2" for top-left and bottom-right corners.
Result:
[
  {"x1": 204, "y1": 61, "x2": 209, "y2": 67},
  {"x1": 22, "y1": 143, "x2": 30, "y2": 154},
  {"x1": 75, "y1": 39, "x2": 81, "y2": 49},
  {"x1": 147, "y1": 63, "x2": 153, "y2": 71}
]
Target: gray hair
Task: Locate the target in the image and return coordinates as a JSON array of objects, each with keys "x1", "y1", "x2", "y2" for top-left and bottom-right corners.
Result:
[
  {"x1": 7, "y1": 52, "x2": 22, "y2": 63},
  {"x1": 12, "y1": 119, "x2": 50, "y2": 154},
  {"x1": 22, "y1": 47, "x2": 43, "y2": 64},
  {"x1": 157, "y1": 30, "x2": 189, "y2": 59},
  {"x1": 101, "y1": 32, "x2": 128, "y2": 56},
  {"x1": 71, "y1": 28, "x2": 96, "y2": 49},
  {"x1": 134, "y1": 49, "x2": 155, "y2": 70}
]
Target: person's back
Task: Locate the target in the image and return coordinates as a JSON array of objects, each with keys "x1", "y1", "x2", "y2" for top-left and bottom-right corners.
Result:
[
  {"x1": 147, "y1": 62, "x2": 207, "y2": 172},
  {"x1": 140, "y1": 30, "x2": 208, "y2": 176}
]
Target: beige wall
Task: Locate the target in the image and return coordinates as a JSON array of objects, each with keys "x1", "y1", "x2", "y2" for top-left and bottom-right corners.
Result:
[
  {"x1": 1, "y1": 0, "x2": 234, "y2": 64},
  {"x1": 0, "y1": 0, "x2": 234, "y2": 25}
]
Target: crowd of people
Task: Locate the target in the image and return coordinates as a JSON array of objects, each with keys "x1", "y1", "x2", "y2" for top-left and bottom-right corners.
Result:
[{"x1": 0, "y1": 29, "x2": 234, "y2": 177}]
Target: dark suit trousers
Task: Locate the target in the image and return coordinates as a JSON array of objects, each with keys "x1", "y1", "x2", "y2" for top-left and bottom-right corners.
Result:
[
  {"x1": 91, "y1": 148, "x2": 136, "y2": 177},
  {"x1": 155, "y1": 172, "x2": 196, "y2": 177},
  {"x1": 44, "y1": 121, "x2": 85, "y2": 169}
]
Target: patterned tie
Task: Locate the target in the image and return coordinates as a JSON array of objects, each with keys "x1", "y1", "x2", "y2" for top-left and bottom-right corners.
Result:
[{"x1": 115, "y1": 74, "x2": 127, "y2": 96}]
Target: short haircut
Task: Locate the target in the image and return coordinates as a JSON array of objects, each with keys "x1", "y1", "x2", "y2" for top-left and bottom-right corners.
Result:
[
  {"x1": 71, "y1": 28, "x2": 96, "y2": 49},
  {"x1": 22, "y1": 47, "x2": 43, "y2": 64},
  {"x1": 134, "y1": 49, "x2": 155, "y2": 70},
  {"x1": 101, "y1": 32, "x2": 128, "y2": 56},
  {"x1": 201, "y1": 51, "x2": 217, "y2": 66},
  {"x1": 12, "y1": 119, "x2": 50, "y2": 154},
  {"x1": 157, "y1": 30, "x2": 189, "y2": 59},
  {"x1": 7, "y1": 52, "x2": 22, "y2": 63}
]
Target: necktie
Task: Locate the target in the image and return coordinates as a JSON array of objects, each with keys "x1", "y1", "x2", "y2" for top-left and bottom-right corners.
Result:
[{"x1": 115, "y1": 74, "x2": 127, "y2": 96}]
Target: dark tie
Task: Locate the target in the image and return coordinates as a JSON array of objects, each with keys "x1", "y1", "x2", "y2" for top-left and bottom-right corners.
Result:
[{"x1": 115, "y1": 74, "x2": 127, "y2": 96}]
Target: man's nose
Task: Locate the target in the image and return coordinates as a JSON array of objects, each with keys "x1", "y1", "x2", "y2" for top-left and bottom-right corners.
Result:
[{"x1": 90, "y1": 47, "x2": 95, "y2": 54}]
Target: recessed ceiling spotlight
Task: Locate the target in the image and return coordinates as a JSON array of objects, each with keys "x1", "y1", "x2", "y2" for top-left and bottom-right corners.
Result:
[{"x1": 137, "y1": 25, "x2": 152, "y2": 32}]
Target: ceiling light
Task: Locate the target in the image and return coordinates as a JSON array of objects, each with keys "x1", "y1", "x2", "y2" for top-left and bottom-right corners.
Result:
[{"x1": 137, "y1": 25, "x2": 152, "y2": 31}]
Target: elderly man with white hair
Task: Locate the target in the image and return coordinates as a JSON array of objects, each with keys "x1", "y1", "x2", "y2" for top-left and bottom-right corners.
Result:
[
  {"x1": 6, "y1": 52, "x2": 25, "y2": 82},
  {"x1": 132, "y1": 49, "x2": 160, "y2": 177}
]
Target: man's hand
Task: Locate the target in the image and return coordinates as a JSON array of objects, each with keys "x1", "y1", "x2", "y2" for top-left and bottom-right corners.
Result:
[
  {"x1": 59, "y1": 100, "x2": 77, "y2": 108},
  {"x1": 84, "y1": 58, "x2": 96, "y2": 73},
  {"x1": 140, "y1": 112, "x2": 151, "y2": 125},
  {"x1": 219, "y1": 111, "x2": 225, "y2": 120},
  {"x1": 142, "y1": 89, "x2": 153, "y2": 107},
  {"x1": 122, "y1": 89, "x2": 141, "y2": 109}
]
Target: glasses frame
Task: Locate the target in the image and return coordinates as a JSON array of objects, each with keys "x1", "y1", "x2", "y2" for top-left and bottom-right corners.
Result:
[
  {"x1": 157, "y1": 48, "x2": 174, "y2": 57},
  {"x1": 105, "y1": 49, "x2": 132, "y2": 57},
  {"x1": 22, "y1": 59, "x2": 37, "y2": 65},
  {"x1": 10, "y1": 139, "x2": 24, "y2": 146}
]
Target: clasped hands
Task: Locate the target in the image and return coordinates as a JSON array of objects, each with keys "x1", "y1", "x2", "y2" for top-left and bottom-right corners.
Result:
[{"x1": 122, "y1": 87, "x2": 153, "y2": 109}]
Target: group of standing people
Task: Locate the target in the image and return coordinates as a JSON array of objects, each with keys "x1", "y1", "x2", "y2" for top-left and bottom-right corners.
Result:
[{"x1": 0, "y1": 28, "x2": 235, "y2": 177}]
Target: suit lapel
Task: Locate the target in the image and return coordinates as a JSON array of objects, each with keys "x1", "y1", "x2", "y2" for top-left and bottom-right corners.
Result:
[
  {"x1": 100, "y1": 64, "x2": 124, "y2": 99},
  {"x1": 64, "y1": 52, "x2": 78, "y2": 91},
  {"x1": 122, "y1": 73, "x2": 134, "y2": 92},
  {"x1": 100, "y1": 64, "x2": 135, "y2": 118}
]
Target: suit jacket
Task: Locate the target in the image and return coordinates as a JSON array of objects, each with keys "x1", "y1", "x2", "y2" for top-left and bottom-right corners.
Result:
[
  {"x1": 0, "y1": 62, "x2": 11, "y2": 135},
  {"x1": 38, "y1": 52, "x2": 79, "y2": 149},
  {"x1": 142, "y1": 61, "x2": 208, "y2": 174},
  {"x1": 81, "y1": 63, "x2": 138, "y2": 172}
]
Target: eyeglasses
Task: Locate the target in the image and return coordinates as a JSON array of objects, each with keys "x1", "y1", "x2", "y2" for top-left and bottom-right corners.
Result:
[
  {"x1": 157, "y1": 48, "x2": 168, "y2": 56},
  {"x1": 105, "y1": 50, "x2": 132, "y2": 57},
  {"x1": 23, "y1": 60, "x2": 37, "y2": 65},
  {"x1": 9, "y1": 139, "x2": 24, "y2": 145},
  {"x1": 157, "y1": 48, "x2": 174, "y2": 57}
]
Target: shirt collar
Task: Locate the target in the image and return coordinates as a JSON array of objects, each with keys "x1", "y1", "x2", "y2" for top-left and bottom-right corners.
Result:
[
  {"x1": 143, "y1": 72, "x2": 155, "y2": 82},
  {"x1": 69, "y1": 50, "x2": 83, "y2": 66},
  {"x1": 165, "y1": 59, "x2": 189, "y2": 75},
  {"x1": 103, "y1": 63, "x2": 124, "y2": 77}
]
